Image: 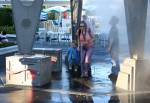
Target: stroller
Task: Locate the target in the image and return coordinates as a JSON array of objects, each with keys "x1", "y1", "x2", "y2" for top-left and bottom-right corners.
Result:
[{"x1": 65, "y1": 43, "x2": 81, "y2": 78}]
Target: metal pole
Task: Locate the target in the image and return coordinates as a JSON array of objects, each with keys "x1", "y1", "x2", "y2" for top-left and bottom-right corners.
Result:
[{"x1": 70, "y1": 0, "x2": 82, "y2": 41}]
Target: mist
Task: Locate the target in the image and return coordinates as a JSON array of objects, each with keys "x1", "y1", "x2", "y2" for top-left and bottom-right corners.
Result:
[{"x1": 83, "y1": 0, "x2": 130, "y2": 62}]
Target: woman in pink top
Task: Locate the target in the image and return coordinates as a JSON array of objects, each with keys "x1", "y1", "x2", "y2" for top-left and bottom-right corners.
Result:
[{"x1": 77, "y1": 21, "x2": 94, "y2": 78}]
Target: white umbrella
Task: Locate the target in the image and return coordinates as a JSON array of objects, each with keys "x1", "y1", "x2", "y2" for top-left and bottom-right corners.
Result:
[{"x1": 43, "y1": 6, "x2": 68, "y2": 13}]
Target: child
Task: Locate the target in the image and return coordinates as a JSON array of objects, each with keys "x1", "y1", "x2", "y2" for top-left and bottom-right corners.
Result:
[{"x1": 67, "y1": 41, "x2": 80, "y2": 77}]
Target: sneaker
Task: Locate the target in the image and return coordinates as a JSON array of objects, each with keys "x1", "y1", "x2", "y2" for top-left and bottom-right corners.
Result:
[{"x1": 108, "y1": 73, "x2": 118, "y2": 83}]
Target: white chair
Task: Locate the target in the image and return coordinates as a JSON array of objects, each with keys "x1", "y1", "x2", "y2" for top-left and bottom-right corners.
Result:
[
  {"x1": 46, "y1": 30, "x2": 52, "y2": 42},
  {"x1": 48, "y1": 27, "x2": 59, "y2": 45},
  {"x1": 59, "y1": 27, "x2": 71, "y2": 46},
  {"x1": 37, "y1": 28, "x2": 47, "y2": 41}
]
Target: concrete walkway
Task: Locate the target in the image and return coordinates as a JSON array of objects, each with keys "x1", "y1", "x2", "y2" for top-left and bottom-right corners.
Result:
[{"x1": 0, "y1": 41, "x2": 150, "y2": 103}]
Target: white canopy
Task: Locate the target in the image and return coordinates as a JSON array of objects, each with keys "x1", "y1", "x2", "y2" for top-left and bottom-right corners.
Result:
[{"x1": 43, "y1": 6, "x2": 68, "y2": 12}]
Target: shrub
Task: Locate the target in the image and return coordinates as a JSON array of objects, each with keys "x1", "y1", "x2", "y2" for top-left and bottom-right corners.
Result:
[
  {"x1": 0, "y1": 8, "x2": 13, "y2": 26},
  {"x1": 0, "y1": 26, "x2": 15, "y2": 34},
  {"x1": 48, "y1": 12, "x2": 56, "y2": 20},
  {"x1": 0, "y1": 8, "x2": 15, "y2": 34},
  {"x1": 0, "y1": 42, "x2": 16, "y2": 48}
]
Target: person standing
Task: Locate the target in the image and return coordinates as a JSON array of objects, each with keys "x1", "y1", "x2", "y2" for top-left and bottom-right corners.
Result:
[
  {"x1": 108, "y1": 16, "x2": 120, "y2": 82},
  {"x1": 82, "y1": 15, "x2": 95, "y2": 77},
  {"x1": 77, "y1": 21, "x2": 94, "y2": 78}
]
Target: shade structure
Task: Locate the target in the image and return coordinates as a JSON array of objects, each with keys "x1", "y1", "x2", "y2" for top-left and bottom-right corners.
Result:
[{"x1": 43, "y1": 6, "x2": 68, "y2": 12}]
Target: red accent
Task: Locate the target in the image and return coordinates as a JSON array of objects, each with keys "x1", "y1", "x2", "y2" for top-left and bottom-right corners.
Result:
[
  {"x1": 51, "y1": 61, "x2": 56, "y2": 64},
  {"x1": 7, "y1": 69, "x2": 38, "y2": 80},
  {"x1": 27, "y1": 69, "x2": 37, "y2": 80},
  {"x1": 63, "y1": 12, "x2": 67, "y2": 19}
]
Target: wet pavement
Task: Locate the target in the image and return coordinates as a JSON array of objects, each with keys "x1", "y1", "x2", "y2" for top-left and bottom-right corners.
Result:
[
  {"x1": 1, "y1": 56, "x2": 150, "y2": 103},
  {"x1": 1, "y1": 42, "x2": 150, "y2": 103},
  {"x1": 0, "y1": 55, "x2": 114, "y2": 103}
]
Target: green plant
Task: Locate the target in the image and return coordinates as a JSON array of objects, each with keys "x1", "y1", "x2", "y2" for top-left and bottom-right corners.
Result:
[
  {"x1": 0, "y1": 8, "x2": 13, "y2": 26},
  {"x1": 0, "y1": 26, "x2": 15, "y2": 34},
  {"x1": 48, "y1": 12, "x2": 56, "y2": 20},
  {"x1": 0, "y1": 42, "x2": 16, "y2": 48},
  {"x1": 42, "y1": 5, "x2": 46, "y2": 9}
]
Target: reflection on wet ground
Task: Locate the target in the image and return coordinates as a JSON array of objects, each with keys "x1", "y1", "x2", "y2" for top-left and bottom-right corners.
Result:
[{"x1": 1, "y1": 53, "x2": 150, "y2": 103}]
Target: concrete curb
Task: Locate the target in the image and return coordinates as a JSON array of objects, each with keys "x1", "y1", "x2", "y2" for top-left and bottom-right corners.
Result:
[{"x1": 0, "y1": 45, "x2": 18, "y2": 55}]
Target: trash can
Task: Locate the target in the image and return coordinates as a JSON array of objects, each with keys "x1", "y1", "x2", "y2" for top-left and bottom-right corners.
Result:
[
  {"x1": 6, "y1": 54, "x2": 51, "y2": 86},
  {"x1": 33, "y1": 48, "x2": 62, "y2": 72}
]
